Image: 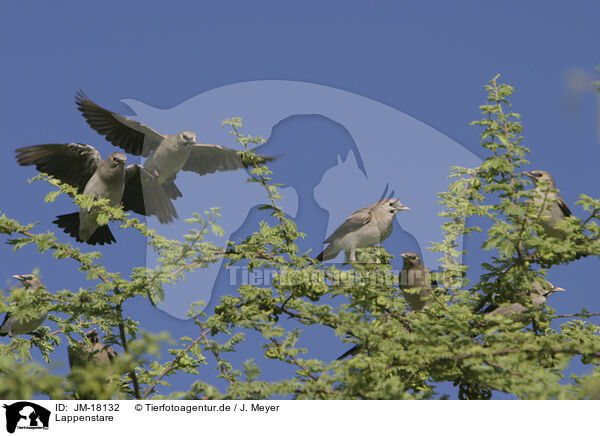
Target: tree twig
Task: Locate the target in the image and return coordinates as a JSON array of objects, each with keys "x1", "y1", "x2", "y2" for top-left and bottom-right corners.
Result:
[{"x1": 141, "y1": 333, "x2": 205, "y2": 399}]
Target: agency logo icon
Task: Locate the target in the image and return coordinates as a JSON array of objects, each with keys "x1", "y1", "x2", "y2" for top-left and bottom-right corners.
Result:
[{"x1": 2, "y1": 402, "x2": 50, "y2": 434}]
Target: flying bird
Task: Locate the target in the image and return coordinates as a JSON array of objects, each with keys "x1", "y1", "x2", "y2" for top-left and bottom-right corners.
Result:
[
  {"x1": 16, "y1": 143, "x2": 177, "y2": 245},
  {"x1": 0, "y1": 274, "x2": 47, "y2": 336},
  {"x1": 68, "y1": 329, "x2": 117, "y2": 367},
  {"x1": 75, "y1": 91, "x2": 276, "y2": 199},
  {"x1": 523, "y1": 170, "x2": 572, "y2": 240},
  {"x1": 316, "y1": 198, "x2": 410, "y2": 262}
]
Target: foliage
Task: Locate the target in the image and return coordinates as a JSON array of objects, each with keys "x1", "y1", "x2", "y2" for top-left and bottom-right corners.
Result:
[{"x1": 1, "y1": 77, "x2": 600, "y2": 400}]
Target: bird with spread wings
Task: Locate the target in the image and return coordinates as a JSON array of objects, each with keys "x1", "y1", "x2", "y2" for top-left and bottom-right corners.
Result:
[
  {"x1": 75, "y1": 91, "x2": 275, "y2": 199},
  {"x1": 16, "y1": 143, "x2": 177, "y2": 245}
]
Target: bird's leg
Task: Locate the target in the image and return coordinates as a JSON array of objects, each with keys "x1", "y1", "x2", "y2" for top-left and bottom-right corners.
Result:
[
  {"x1": 349, "y1": 247, "x2": 356, "y2": 263},
  {"x1": 375, "y1": 244, "x2": 385, "y2": 264}
]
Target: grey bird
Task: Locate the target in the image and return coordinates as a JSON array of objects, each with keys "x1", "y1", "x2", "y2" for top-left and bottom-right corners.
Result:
[
  {"x1": 337, "y1": 252, "x2": 433, "y2": 360},
  {"x1": 483, "y1": 280, "x2": 566, "y2": 319},
  {"x1": 399, "y1": 252, "x2": 435, "y2": 312},
  {"x1": 68, "y1": 329, "x2": 117, "y2": 368},
  {"x1": 16, "y1": 143, "x2": 177, "y2": 245},
  {"x1": 523, "y1": 170, "x2": 572, "y2": 239},
  {"x1": 316, "y1": 198, "x2": 410, "y2": 262},
  {"x1": 75, "y1": 91, "x2": 276, "y2": 199},
  {"x1": 0, "y1": 274, "x2": 47, "y2": 336}
]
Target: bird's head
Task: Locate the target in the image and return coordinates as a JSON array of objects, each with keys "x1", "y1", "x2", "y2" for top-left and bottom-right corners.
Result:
[
  {"x1": 380, "y1": 198, "x2": 410, "y2": 215},
  {"x1": 107, "y1": 152, "x2": 127, "y2": 168},
  {"x1": 179, "y1": 130, "x2": 197, "y2": 146},
  {"x1": 532, "y1": 280, "x2": 566, "y2": 298},
  {"x1": 401, "y1": 252, "x2": 422, "y2": 267},
  {"x1": 85, "y1": 329, "x2": 100, "y2": 344},
  {"x1": 12, "y1": 274, "x2": 43, "y2": 290},
  {"x1": 545, "y1": 283, "x2": 566, "y2": 297},
  {"x1": 523, "y1": 170, "x2": 556, "y2": 188}
]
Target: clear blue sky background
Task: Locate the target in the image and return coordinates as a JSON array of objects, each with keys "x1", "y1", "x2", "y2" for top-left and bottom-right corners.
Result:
[{"x1": 1, "y1": 1, "x2": 599, "y2": 399}]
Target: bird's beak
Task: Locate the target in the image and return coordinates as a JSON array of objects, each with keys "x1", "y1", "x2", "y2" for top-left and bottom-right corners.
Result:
[
  {"x1": 12, "y1": 274, "x2": 24, "y2": 282},
  {"x1": 551, "y1": 286, "x2": 566, "y2": 293},
  {"x1": 395, "y1": 205, "x2": 410, "y2": 212},
  {"x1": 522, "y1": 171, "x2": 534, "y2": 179}
]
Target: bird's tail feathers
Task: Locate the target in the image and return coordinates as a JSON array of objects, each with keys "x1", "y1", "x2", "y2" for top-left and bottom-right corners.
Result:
[
  {"x1": 138, "y1": 174, "x2": 178, "y2": 224},
  {"x1": 161, "y1": 181, "x2": 182, "y2": 199},
  {"x1": 87, "y1": 225, "x2": 116, "y2": 245},
  {"x1": 53, "y1": 213, "x2": 115, "y2": 245},
  {"x1": 315, "y1": 246, "x2": 338, "y2": 262},
  {"x1": 53, "y1": 213, "x2": 80, "y2": 239},
  {"x1": 337, "y1": 344, "x2": 362, "y2": 361}
]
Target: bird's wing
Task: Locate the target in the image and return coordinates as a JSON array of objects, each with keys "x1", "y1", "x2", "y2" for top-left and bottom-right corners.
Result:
[
  {"x1": 481, "y1": 302, "x2": 499, "y2": 314},
  {"x1": 182, "y1": 143, "x2": 245, "y2": 175},
  {"x1": 425, "y1": 267, "x2": 438, "y2": 287},
  {"x1": 556, "y1": 195, "x2": 572, "y2": 217},
  {"x1": 324, "y1": 206, "x2": 372, "y2": 243},
  {"x1": 182, "y1": 143, "x2": 275, "y2": 175},
  {"x1": 15, "y1": 143, "x2": 102, "y2": 192},
  {"x1": 123, "y1": 164, "x2": 178, "y2": 224},
  {"x1": 485, "y1": 303, "x2": 526, "y2": 318},
  {"x1": 75, "y1": 91, "x2": 166, "y2": 157},
  {"x1": 0, "y1": 312, "x2": 11, "y2": 331}
]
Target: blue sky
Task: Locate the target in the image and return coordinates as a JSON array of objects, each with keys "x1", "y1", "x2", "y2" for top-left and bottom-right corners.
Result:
[{"x1": 1, "y1": 1, "x2": 599, "y2": 398}]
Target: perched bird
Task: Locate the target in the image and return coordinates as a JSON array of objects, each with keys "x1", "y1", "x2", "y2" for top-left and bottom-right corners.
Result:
[
  {"x1": 316, "y1": 198, "x2": 410, "y2": 262},
  {"x1": 75, "y1": 91, "x2": 276, "y2": 199},
  {"x1": 399, "y1": 252, "x2": 434, "y2": 312},
  {"x1": 337, "y1": 252, "x2": 433, "y2": 360},
  {"x1": 0, "y1": 274, "x2": 47, "y2": 336},
  {"x1": 68, "y1": 329, "x2": 117, "y2": 368},
  {"x1": 523, "y1": 170, "x2": 571, "y2": 239},
  {"x1": 16, "y1": 143, "x2": 177, "y2": 245},
  {"x1": 483, "y1": 280, "x2": 566, "y2": 319}
]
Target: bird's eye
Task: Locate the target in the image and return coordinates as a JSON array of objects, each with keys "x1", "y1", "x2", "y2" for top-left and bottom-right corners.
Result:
[{"x1": 389, "y1": 202, "x2": 394, "y2": 206}]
